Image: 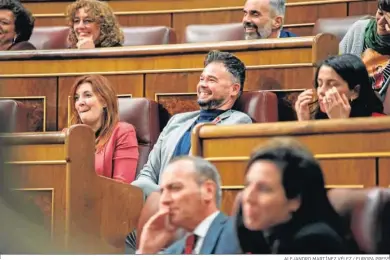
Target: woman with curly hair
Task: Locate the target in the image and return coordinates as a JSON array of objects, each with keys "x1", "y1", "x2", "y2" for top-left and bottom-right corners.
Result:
[
  {"x1": 65, "y1": 0, "x2": 124, "y2": 49},
  {"x1": 0, "y1": 0, "x2": 36, "y2": 51}
]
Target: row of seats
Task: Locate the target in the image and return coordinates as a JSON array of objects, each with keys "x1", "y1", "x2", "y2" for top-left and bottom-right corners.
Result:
[
  {"x1": 28, "y1": 15, "x2": 368, "y2": 49},
  {"x1": 328, "y1": 189, "x2": 390, "y2": 253},
  {"x1": 4, "y1": 104, "x2": 390, "y2": 254},
  {"x1": 2, "y1": 91, "x2": 278, "y2": 175},
  {"x1": 188, "y1": 15, "x2": 371, "y2": 42},
  {"x1": 136, "y1": 188, "x2": 390, "y2": 253},
  {"x1": 118, "y1": 91, "x2": 277, "y2": 175},
  {"x1": 0, "y1": 100, "x2": 29, "y2": 133},
  {"x1": 186, "y1": 15, "x2": 369, "y2": 43},
  {"x1": 30, "y1": 26, "x2": 176, "y2": 49}
]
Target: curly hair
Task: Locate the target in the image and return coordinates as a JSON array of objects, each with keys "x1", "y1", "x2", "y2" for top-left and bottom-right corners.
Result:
[
  {"x1": 65, "y1": 0, "x2": 124, "y2": 48},
  {"x1": 0, "y1": 0, "x2": 35, "y2": 43}
]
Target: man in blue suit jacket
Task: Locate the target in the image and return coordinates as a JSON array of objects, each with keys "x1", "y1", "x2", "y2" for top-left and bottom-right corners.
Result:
[
  {"x1": 137, "y1": 156, "x2": 241, "y2": 254},
  {"x1": 163, "y1": 212, "x2": 239, "y2": 254}
]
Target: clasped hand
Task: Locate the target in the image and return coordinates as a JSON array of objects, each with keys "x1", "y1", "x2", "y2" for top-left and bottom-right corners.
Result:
[
  {"x1": 295, "y1": 87, "x2": 351, "y2": 120},
  {"x1": 76, "y1": 35, "x2": 95, "y2": 49}
]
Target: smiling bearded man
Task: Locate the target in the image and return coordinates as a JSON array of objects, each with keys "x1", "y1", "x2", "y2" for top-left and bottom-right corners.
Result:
[
  {"x1": 125, "y1": 50, "x2": 252, "y2": 253},
  {"x1": 131, "y1": 50, "x2": 252, "y2": 197},
  {"x1": 242, "y1": 0, "x2": 297, "y2": 40}
]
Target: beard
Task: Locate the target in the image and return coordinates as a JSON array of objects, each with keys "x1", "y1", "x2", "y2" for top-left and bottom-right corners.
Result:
[
  {"x1": 197, "y1": 98, "x2": 225, "y2": 110},
  {"x1": 243, "y1": 21, "x2": 273, "y2": 40}
]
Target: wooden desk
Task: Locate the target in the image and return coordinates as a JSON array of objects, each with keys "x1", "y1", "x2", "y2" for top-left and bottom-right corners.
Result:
[
  {"x1": 0, "y1": 125, "x2": 143, "y2": 253},
  {"x1": 0, "y1": 34, "x2": 338, "y2": 131},
  {"x1": 191, "y1": 117, "x2": 390, "y2": 213},
  {"x1": 28, "y1": 0, "x2": 376, "y2": 42},
  {"x1": 23, "y1": 0, "x2": 376, "y2": 14},
  {"x1": 24, "y1": 0, "x2": 245, "y2": 13}
]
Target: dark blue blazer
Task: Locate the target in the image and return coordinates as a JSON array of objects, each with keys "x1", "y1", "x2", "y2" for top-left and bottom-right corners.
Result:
[
  {"x1": 163, "y1": 212, "x2": 240, "y2": 254},
  {"x1": 280, "y1": 29, "x2": 297, "y2": 38}
]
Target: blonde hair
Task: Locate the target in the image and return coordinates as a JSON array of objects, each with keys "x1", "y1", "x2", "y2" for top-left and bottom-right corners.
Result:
[
  {"x1": 66, "y1": 0, "x2": 124, "y2": 48},
  {"x1": 69, "y1": 75, "x2": 119, "y2": 152}
]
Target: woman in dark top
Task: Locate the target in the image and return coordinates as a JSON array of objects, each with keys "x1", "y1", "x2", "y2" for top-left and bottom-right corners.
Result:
[
  {"x1": 0, "y1": 0, "x2": 36, "y2": 51},
  {"x1": 295, "y1": 54, "x2": 384, "y2": 120},
  {"x1": 65, "y1": 0, "x2": 124, "y2": 49},
  {"x1": 236, "y1": 138, "x2": 357, "y2": 254}
]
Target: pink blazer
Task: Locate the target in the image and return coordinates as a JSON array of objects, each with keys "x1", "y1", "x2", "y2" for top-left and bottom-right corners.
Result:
[{"x1": 95, "y1": 122, "x2": 139, "y2": 184}]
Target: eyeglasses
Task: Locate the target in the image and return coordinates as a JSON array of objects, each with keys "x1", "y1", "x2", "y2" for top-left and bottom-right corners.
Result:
[{"x1": 72, "y1": 18, "x2": 95, "y2": 26}]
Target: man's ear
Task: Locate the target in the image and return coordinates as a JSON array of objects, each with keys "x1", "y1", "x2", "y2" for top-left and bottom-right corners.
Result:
[
  {"x1": 272, "y1": 16, "x2": 283, "y2": 30},
  {"x1": 200, "y1": 180, "x2": 216, "y2": 203},
  {"x1": 231, "y1": 83, "x2": 241, "y2": 97}
]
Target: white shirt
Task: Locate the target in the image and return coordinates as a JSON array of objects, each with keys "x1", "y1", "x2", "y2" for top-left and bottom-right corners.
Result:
[
  {"x1": 277, "y1": 29, "x2": 281, "y2": 38},
  {"x1": 191, "y1": 210, "x2": 220, "y2": 254}
]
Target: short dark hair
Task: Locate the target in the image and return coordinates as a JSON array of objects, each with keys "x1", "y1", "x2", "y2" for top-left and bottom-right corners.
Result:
[
  {"x1": 245, "y1": 138, "x2": 347, "y2": 237},
  {"x1": 0, "y1": 0, "x2": 35, "y2": 43},
  {"x1": 378, "y1": 0, "x2": 390, "y2": 12},
  {"x1": 204, "y1": 50, "x2": 246, "y2": 93},
  {"x1": 313, "y1": 54, "x2": 383, "y2": 118}
]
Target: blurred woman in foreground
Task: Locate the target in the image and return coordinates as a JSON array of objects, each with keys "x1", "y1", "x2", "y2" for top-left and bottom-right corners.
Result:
[{"x1": 236, "y1": 138, "x2": 357, "y2": 253}]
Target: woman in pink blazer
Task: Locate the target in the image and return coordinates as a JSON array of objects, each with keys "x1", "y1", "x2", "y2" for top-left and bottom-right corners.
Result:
[{"x1": 68, "y1": 75, "x2": 139, "y2": 183}]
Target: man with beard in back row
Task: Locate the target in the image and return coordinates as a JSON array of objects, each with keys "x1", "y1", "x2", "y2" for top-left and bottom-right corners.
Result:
[
  {"x1": 125, "y1": 50, "x2": 251, "y2": 253},
  {"x1": 243, "y1": 0, "x2": 297, "y2": 40},
  {"x1": 131, "y1": 50, "x2": 252, "y2": 197}
]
